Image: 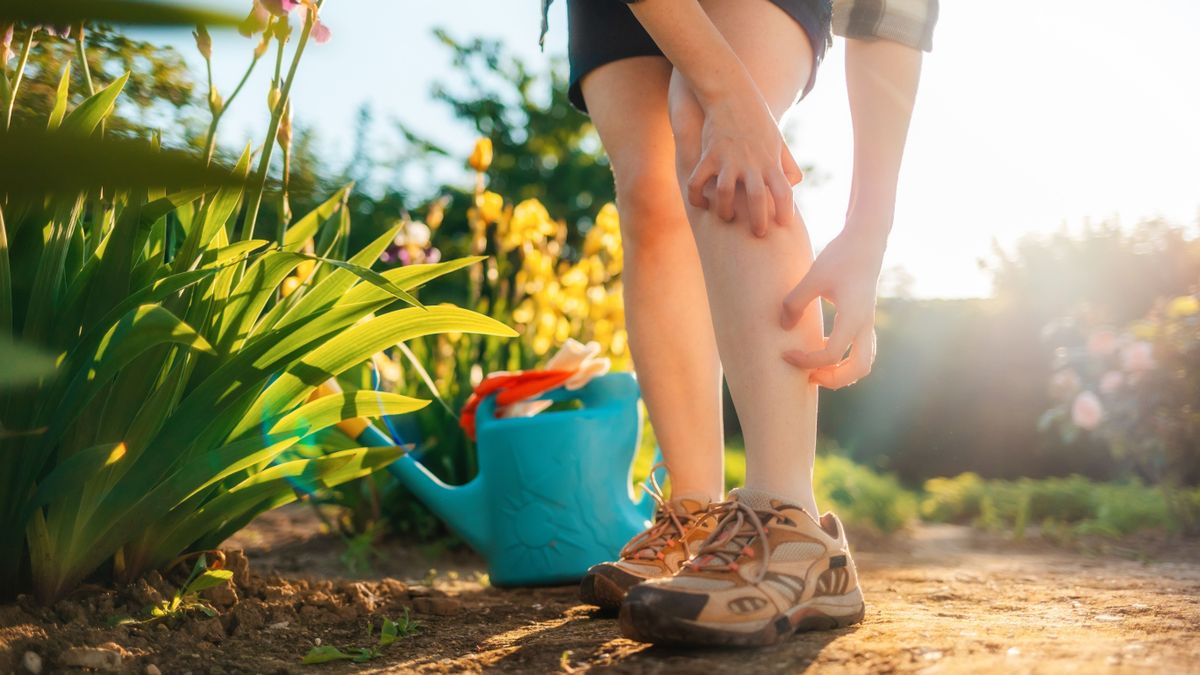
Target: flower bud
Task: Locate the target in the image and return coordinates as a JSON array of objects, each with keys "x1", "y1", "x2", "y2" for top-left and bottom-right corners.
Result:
[
  {"x1": 468, "y1": 137, "x2": 493, "y2": 172},
  {"x1": 426, "y1": 195, "x2": 449, "y2": 230},
  {"x1": 254, "y1": 33, "x2": 271, "y2": 58},
  {"x1": 281, "y1": 276, "x2": 301, "y2": 297},
  {"x1": 209, "y1": 86, "x2": 224, "y2": 115},
  {"x1": 277, "y1": 102, "x2": 293, "y2": 148},
  {"x1": 268, "y1": 86, "x2": 281, "y2": 112},
  {"x1": 311, "y1": 14, "x2": 332, "y2": 44},
  {"x1": 193, "y1": 24, "x2": 212, "y2": 60},
  {"x1": 476, "y1": 191, "x2": 504, "y2": 223}
]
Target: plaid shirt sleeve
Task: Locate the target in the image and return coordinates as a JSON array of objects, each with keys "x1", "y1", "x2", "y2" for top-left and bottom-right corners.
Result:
[{"x1": 832, "y1": 0, "x2": 939, "y2": 52}]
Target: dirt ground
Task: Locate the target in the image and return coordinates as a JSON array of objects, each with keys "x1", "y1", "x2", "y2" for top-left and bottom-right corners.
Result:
[{"x1": 2, "y1": 506, "x2": 1199, "y2": 674}]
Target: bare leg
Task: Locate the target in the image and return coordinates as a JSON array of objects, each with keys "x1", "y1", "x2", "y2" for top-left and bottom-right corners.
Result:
[
  {"x1": 667, "y1": 0, "x2": 824, "y2": 515},
  {"x1": 581, "y1": 57, "x2": 725, "y2": 501}
]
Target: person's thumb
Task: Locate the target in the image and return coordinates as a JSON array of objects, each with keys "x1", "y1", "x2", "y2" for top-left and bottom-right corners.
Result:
[{"x1": 781, "y1": 272, "x2": 821, "y2": 329}]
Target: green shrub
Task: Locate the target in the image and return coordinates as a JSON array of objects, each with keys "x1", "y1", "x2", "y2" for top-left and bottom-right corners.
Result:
[
  {"x1": 0, "y1": 10, "x2": 515, "y2": 603},
  {"x1": 722, "y1": 438, "x2": 916, "y2": 534},
  {"x1": 920, "y1": 472, "x2": 987, "y2": 523},
  {"x1": 815, "y1": 454, "x2": 918, "y2": 534},
  {"x1": 921, "y1": 473, "x2": 1192, "y2": 537}
]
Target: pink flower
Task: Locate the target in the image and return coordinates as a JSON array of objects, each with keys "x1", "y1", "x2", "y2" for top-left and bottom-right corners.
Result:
[
  {"x1": 260, "y1": 0, "x2": 302, "y2": 16},
  {"x1": 311, "y1": 18, "x2": 332, "y2": 44},
  {"x1": 1086, "y1": 329, "x2": 1117, "y2": 356},
  {"x1": 1120, "y1": 340, "x2": 1155, "y2": 374},
  {"x1": 250, "y1": 0, "x2": 331, "y2": 43},
  {"x1": 1099, "y1": 370, "x2": 1123, "y2": 395},
  {"x1": 1071, "y1": 391, "x2": 1104, "y2": 431},
  {"x1": 1, "y1": 24, "x2": 14, "y2": 64}
]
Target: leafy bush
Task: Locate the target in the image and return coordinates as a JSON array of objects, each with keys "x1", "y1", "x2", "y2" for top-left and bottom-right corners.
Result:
[
  {"x1": 920, "y1": 473, "x2": 1196, "y2": 537},
  {"x1": 0, "y1": 5, "x2": 514, "y2": 602},
  {"x1": 724, "y1": 439, "x2": 917, "y2": 534},
  {"x1": 816, "y1": 455, "x2": 918, "y2": 534},
  {"x1": 1040, "y1": 293, "x2": 1200, "y2": 533}
]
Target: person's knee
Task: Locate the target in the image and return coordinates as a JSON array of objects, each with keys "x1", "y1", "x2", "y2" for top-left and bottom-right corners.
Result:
[{"x1": 612, "y1": 162, "x2": 688, "y2": 253}]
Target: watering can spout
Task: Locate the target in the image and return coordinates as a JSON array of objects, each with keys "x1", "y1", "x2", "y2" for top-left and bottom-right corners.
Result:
[{"x1": 358, "y1": 426, "x2": 491, "y2": 554}]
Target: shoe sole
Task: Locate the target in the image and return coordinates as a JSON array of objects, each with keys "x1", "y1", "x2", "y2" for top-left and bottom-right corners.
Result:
[
  {"x1": 619, "y1": 588, "x2": 865, "y2": 647},
  {"x1": 579, "y1": 571, "x2": 632, "y2": 612}
]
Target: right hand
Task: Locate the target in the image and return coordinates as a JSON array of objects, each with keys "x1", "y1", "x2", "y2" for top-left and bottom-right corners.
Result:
[{"x1": 686, "y1": 94, "x2": 804, "y2": 237}]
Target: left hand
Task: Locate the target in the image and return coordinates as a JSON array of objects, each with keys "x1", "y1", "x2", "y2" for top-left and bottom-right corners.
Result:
[{"x1": 779, "y1": 226, "x2": 887, "y2": 389}]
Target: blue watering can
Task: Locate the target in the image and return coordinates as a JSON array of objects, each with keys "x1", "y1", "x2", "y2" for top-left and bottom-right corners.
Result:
[{"x1": 373, "y1": 372, "x2": 660, "y2": 586}]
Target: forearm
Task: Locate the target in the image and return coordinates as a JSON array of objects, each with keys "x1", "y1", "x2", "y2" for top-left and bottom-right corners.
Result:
[
  {"x1": 844, "y1": 38, "x2": 923, "y2": 238},
  {"x1": 626, "y1": 0, "x2": 759, "y2": 108}
]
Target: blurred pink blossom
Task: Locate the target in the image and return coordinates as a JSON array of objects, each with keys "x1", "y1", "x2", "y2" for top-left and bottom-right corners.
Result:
[
  {"x1": 1071, "y1": 391, "x2": 1104, "y2": 430},
  {"x1": 1, "y1": 24, "x2": 14, "y2": 64},
  {"x1": 1120, "y1": 340, "x2": 1155, "y2": 374},
  {"x1": 261, "y1": 0, "x2": 302, "y2": 16},
  {"x1": 1099, "y1": 370, "x2": 1124, "y2": 395},
  {"x1": 311, "y1": 19, "x2": 332, "y2": 43},
  {"x1": 1086, "y1": 329, "x2": 1117, "y2": 356}
]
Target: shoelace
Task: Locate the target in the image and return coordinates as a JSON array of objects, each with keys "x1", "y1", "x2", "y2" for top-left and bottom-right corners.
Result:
[
  {"x1": 620, "y1": 463, "x2": 699, "y2": 562},
  {"x1": 684, "y1": 499, "x2": 791, "y2": 584}
]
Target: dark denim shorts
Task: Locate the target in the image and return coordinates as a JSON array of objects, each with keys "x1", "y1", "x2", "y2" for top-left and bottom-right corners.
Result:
[{"x1": 565, "y1": 0, "x2": 832, "y2": 113}]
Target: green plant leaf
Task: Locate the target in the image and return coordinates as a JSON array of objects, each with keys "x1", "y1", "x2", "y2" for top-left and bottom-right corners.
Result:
[
  {"x1": 26, "y1": 443, "x2": 125, "y2": 516},
  {"x1": 0, "y1": 1, "x2": 242, "y2": 27},
  {"x1": 297, "y1": 253, "x2": 425, "y2": 310},
  {"x1": 234, "y1": 306, "x2": 516, "y2": 439},
  {"x1": 42, "y1": 305, "x2": 215, "y2": 444},
  {"x1": 380, "y1": 618, "x2": 399, "y2": 647},
  {"x1": 174, "y1": 145, "x2": 252, "y2": 271},
  {"x1": 284, "y1": 185, "x2": 349, "y2": 251},
  {"x1": 268, "y1": 391, "x2": 430, "y2": 438},
  {"x1": 0, "y1": 337, "x2": 55, "y2": 389},
  {"x1": 48, "y1": 62, "x2": 72, "y2": 131},
  {"x1": 302, "y1": 646, "x2": 355, "y2": 665},
  {"x1": 0, "y1": 130, "x2": 249, "y2": 196},
  {"x1": 263, "y1": 225, "x2": 401, "y2": 332},
  {"x1": 60, "y1": 72, "x2": 130, "y2": 136},
  {"x1": 186, "y1": 569, "x2": 233, "y2": 594}
]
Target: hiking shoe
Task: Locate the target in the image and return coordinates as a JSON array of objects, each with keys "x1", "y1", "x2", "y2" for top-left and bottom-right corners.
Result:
[
  {"x1": 619, "y1": 488, "x2": 865, "y2": 646},
  {"x1": 579, "y1": 491, "x2": 716, "y2": 612}
]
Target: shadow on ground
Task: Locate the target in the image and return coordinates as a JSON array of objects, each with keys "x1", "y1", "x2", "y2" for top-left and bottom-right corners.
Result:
[{"x1": 2, "y1": 506, "x2": 1198, "y2": 673}]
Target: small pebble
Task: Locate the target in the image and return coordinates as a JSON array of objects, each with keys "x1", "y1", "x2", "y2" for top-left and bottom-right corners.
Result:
[
  {"x1": 314, "y1": 637, "x2": 322, "y2": 646},
  {"x1": 145, "y1": 666, "x2": 162, "y2": 675},
  {"x1": 21, "y1": 651, "x2": 42, "y2": 674}
]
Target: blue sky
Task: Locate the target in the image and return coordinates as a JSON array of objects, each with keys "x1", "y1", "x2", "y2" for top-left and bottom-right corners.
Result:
[{"x1": 142, "y1": 0, "x2": 1200, "y2": 298}]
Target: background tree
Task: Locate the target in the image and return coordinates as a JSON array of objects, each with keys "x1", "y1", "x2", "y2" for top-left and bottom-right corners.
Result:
[
  {"x1": 390, "y1": 29, "x2": 613, "y2": 250},
  {"x1": 12, "y1": 24, "x2": 197, "y2": 139}
]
